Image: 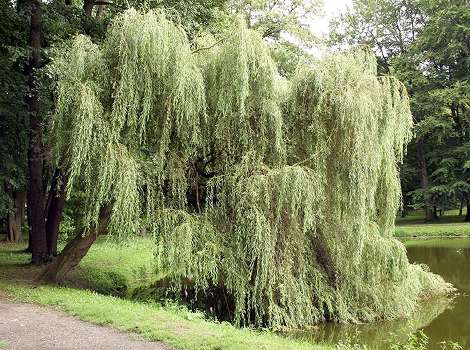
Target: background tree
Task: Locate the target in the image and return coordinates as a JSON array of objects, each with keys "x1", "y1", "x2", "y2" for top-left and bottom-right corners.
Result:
[
  {"x1": 229, "y1": 0, "x2": 320, "y2": 77},
  {"x1": 329, "y1": 0, "x2": 470, "y2": 221},
  {"x1": 0, "y1": 0, "x2": 28, "y2": 243},
  {"x1": 417, "y1": 0, "x2": 470, "y2": 220}
]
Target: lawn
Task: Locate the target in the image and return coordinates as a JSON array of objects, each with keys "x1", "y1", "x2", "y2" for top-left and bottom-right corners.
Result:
[
  {"x1": 64, "y1": 237, "x2": 162, "y2": 297},
  {"x1": 395, "y1": 209, "x2": 470, "y2": 238},
  {"x1": 0, "y1": 241, "x2": 330, "y2": 350},
  {"x1": 1, "y1": 213, "x2": 464, "y2": 350}
]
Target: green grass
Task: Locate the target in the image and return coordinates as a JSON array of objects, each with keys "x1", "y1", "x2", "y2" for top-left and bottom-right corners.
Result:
[
  {"x1": 395, "y1": 209, "x2": 470, "y2": 238},
  {"x1": 0, "y1": 282, "x2": 330, "y2": 350},
  {"x1": 395, "y1": 223, "x2": 470, "y2": 237},
  {"x1": 66, "y1": 237, "x2": 162, "y2": 297},
  {"x1": 0, "y1": 340, "x2": 7, "y2": 349},
  {"x1": 402, "y1": 237, "x2": 470, "y2": 248},
  {"x1": 0, "y1": 242, "x2": 330, "y2": 350}
]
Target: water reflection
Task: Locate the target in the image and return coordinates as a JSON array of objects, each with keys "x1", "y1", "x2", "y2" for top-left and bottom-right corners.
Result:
[
  {"x1": 288, "y1": 238, "x2": 470, "y2": 349},
  {"x1": 407, "y1": 241, "x2": 470, "y2": 350},
  {"x1": 288, "y1": 296, "x2": 451, "y2": 349}
]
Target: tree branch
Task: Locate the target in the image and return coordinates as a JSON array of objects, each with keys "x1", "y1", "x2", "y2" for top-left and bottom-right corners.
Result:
[
  {"x1": 92, "y1": 0, "x2": 126, "y2": 9},
  {"x1": 191, "y1": 37, "x2": 226, "y2": 54}
]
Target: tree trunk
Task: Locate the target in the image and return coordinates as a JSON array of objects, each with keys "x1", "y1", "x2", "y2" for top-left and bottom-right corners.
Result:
[
  {"x1": 27, "y1": 0, "x2": 47, "y2": 264},
  {"x1": 416, "y1": 138, "x2": 433, "y2": 221},
  {"x1": 83, "y1": 0, "x2": 94, "y2": 17},
  {"x1": 95, "y1": 4, "x2": 105, "y2": 18},
  {"x1": 401, "y1": 188, "x2": 408, "y2": 217},
  {"x1": 459, "y1": 197, "x2": 464, "y2": 216},
  {"x1": 45, "y1": 169, "x2": 69, "y2": 256},
  {"x1": 39, "y1": 204, "x2": 112, "y2": 283},
  {"x1": 465, "y1": 194, "x2": 470, "y2": 222},
  {"x1": 433, "y1": 206, "x2": 439, "y2": 220},
  {"x1": 9, "y1": 191, "x2": 27, "y2": 242},
  {"x1": 25, "y1": 199, "x2": 32, "y2": 252},
  {"x1": 4, "y1": 183, "x2": 21, "y2": 242}
]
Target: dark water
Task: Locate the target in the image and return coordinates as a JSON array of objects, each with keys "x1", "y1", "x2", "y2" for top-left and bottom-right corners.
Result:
[
  {"x1": 406, "y1": 239, "x2": 470, "y2": 349},
  {"x1": 295, "y1": 238, "x2": 470, "y2": 349}
]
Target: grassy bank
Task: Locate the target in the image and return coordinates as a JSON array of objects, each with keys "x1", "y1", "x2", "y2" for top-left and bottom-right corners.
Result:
[
  {"x1": 65, "y1": 238, "x2": 161, "y2": 297},
  {"x1": 395, "y1": 209, "x2": 470, "y2": 238},
  {"x1": 0, "y1": 241, "x2": 329, "y2": 350}
]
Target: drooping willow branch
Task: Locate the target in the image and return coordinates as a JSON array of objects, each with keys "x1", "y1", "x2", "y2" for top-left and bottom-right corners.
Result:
[
  {"x1": 191, "y1": 37, "x2": 227, "y2": 54},
  {"x1": 50, "y1": 9, "x2": 451, "y2": 329}
]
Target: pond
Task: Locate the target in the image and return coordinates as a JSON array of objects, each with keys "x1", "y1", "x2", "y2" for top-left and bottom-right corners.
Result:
[{"x1": 293, "y1": 238, "x2": 470, "y2": 349}]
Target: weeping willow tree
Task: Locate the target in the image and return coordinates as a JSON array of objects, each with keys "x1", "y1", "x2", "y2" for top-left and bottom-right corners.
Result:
[
  {"x1": 155, "y1": 29, "x2": 451, "y2": 326},
  {"x1": 43, "y1": 8, "x2": 450, "y2": 327},
  {"x1": 42, "y1": 9, "x2": 206, "y2": 281}
]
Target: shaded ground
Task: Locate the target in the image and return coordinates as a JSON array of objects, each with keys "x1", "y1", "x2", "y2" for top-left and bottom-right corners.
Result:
[
  {"x1": 395, "y1": 209, "x2": 470, "y2": 237},
  {"x1": 396, "y1": 208, "x2": 468, "y2": 226},
  {"x1": 0, "y1": 296, "x2": 172, "y2": 350}
]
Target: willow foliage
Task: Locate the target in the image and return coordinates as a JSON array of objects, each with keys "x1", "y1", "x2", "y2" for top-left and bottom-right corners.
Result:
[
  {"x1": 197, "y1": 18, "x2": 285, "y2": 167},
  {"x1": 51, "y1": 9, "x2": 450, "y2": 328},
  {"x1": 51, "y1": 9, "x2": 205, "y2": 234}
]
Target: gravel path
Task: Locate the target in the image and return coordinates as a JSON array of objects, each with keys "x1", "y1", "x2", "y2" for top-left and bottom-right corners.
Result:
[{"x1": 0, "y1": 297, "x2": 172, "y2": 350}]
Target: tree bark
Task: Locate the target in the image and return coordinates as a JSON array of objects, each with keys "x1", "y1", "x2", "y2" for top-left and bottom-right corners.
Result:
[
  {"x1": 465, "y1": 194, "x2": 470, "y2": 222},
  {"x1": 16, "y1": 191, "x2": 26, "y2": 228},
  {"x1": 401, "y1": 187, "x2": 408, "y2": 217},
  {"x1": 4, "y1": 183, "x2": 23, "y2": 242},
  {"x1": 39, "y1": 204, "x2": 112, "y2": 283},
  {"x1": 416, "y1": 138, "x2": 434, "y2": 221},
  {"x1": 25, "y1": 198, "x2": 32, "y2": 252},
  {"x1": 26, "y1": 0, "x2": 47, "y2": 264},
  {"x1": 83, "y1": 0, "x2": 94, "y2": 17},
  {"x1": 5, "y1": 182, "x2": 14, "y2": 241},
  {"x1": 433, "y1": 206, "x2": 439, "y2": 220},
  {"x1": 45, "y1": 169, "x2": 69, "y2": 256},
  {"x1": 95, "y1": 4, "x2": 105, "y2": 18},
  {"x1": 8, "y1": 190, "x2": 27, "y2": 242}
]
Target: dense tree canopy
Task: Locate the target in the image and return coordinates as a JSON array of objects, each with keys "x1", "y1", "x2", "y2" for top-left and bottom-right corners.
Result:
[
  {"x1": 330, "y1": 0, "x2": 470, "y2": 221},
  {"x1": 1, "y1": 0, "x2": 464, "y2": 334},
  {"x1": 43, "y1": 9, "x2": 450, "y2": 327}
]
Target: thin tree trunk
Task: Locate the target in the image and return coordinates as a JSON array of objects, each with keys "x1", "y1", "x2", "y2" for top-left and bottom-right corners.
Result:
[
  {"x1": 4, "y1": 182, "x2": 17, "y2": 242},
  {"x1": 13, "y1": 191, "x2": 26, "y2": 242},
  {"x1": 25, "y1": 198, "x2": 32, "y2": 252},
  {"x1": 95, "y1": 4, "x2": 105, "y2": 18},
  {"x1": 45, "y1": 169, "x2": 69, "y2": 256},
  {"x1": 83, "y1": 0, "x2": 94, "y2": 17},
  {"x1": 459, "y1": 197, "x2": 464, "y2": 216},
  {"x1": 401, "y1": 188, "x2": 408, "y2": 217},
  {"x1": 40, "y1": 204, "x2": 112, "y2": 283},
  {"x1": 465, "y1": 194, "x2": 470, "y2": 222},
  {"x1": 27, "y1": 0, "x2": 47, "y2": 264},
  {"x1": 416, "y1": 138, "x2": 433, "y2": 221}
]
